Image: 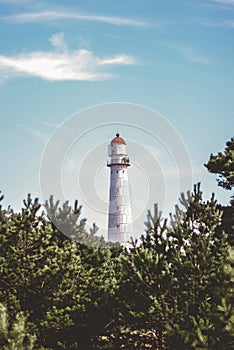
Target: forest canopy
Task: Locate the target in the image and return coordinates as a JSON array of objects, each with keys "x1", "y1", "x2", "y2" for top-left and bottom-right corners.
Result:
[{"x1": 0, "y1": 138, "x2": 233, "y2": 350}]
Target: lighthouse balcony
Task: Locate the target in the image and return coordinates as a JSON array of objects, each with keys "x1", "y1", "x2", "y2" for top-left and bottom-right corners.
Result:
[{"x1": 107, "y1": 157, "x2": 130, "y2": 167}]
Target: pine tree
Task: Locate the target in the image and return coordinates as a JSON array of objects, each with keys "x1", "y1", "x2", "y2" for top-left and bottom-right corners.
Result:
[
  {"x1": 205, "y1": 137, "x2": 234, "y2": 192},
  {"x1": 205, "y1": 138, "x2": 234, "y2": 244},
  {"x1": 1, "y1": 186, "x2": 233, "y2": 350},
  {"x1": 96, "y1": 186, "x2": 233, "y2": 349},
  {"x1": 99, "y1": 204, "x2": 170, "y2": 349},
  {"x1": 166, "y1": 184, "x2": 233, "y2": 349},
  {"x1": 0, "y1": 193, "x2": 118, "y2": 349},
  {"x1": 0, "y1": 303, "x2": 36, "y2": 350}
]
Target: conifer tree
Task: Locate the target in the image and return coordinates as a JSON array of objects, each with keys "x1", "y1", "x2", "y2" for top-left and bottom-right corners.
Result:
[
  {"x1": 1, "y1": 183, "x2": 233, "y2": 349},
  {"x1": 205, "y1": 137, "x2": 234, "y2": 192},
  {"x1": 0, "y1": 192, "x2": 118, "y2": 349},
  {"x1": 99, "y1": 204, "x2": 170, "y2": 349},
  {"x1": 0, "y1": 303, "x2": 36, "y2": 350},
  {"x1": 166, "y1": 184, "x2": 233, "y2": 349},
  {"x1": 205, "y1": 138, "x2": 234, "y2": 244}
]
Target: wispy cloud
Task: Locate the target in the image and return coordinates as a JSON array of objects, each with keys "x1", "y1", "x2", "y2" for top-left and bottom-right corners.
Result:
[
  {"x1": 160, "y1": 41, "x2": 211, "y2": 64},
  {"x1": 1, "y1": 10, "x2": 147, "y2": 27},
  {"x1": 198, "y1": 18, "x2": 234, "y2": 28},
  {"x1": 18, "y1": 123, "x2": 48, "y2": 143},
  {"x1": 211, "y1": 0, "x2": 234, "y2": 5},
  {"x1": 49, "y1": 32, "x2": 68, "y2": 52},
  {"x1": 0, "y1": 0, "x2": 28, "y2": 3},
  {"x1": 42, "y1": 121, "x2": 59, "y2": 128},
  {"x1": 0, "y1": 32, "x2": 136, "y2": 82}
]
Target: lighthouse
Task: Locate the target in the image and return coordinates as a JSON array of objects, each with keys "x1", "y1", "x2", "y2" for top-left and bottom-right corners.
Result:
[{"x1": 107, "y1": 133, "x2": 133, "y2": 244}]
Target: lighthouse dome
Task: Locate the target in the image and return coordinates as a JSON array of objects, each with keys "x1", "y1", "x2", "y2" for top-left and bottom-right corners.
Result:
[
  {"x1": 108, "y1": 133, "x2": 127, "y2": 157},
  {"x1": 111, "y1": 133, "x2": 126, "y2": 145}
]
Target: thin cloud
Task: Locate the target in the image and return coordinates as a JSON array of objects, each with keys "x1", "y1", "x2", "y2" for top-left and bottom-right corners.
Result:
[
  {"x1": 198, "y1": 18, "x2": 234, "y2": 28},
  {"x1": 18, "y1": 124, "x2": 48, "y2": 143},
  {"x1": 42, "y1": 121, "x2": 59, "y2": 128},
  {"x1": 211, "y1": 0, "x2": 234, "y2": 5},
  {"x1": 0, "y1": 0, "x2": 28, "y2": 3},
  {"x1": 49, "y1": 32, "x2": 68, "y2": 52},
  {"x1": 1, "y1": 10, "x2": 147, "y2": 27},
  {"x1": 100, "y1": 55, "x2": 135, "y2": 65},
  {"x1": 0, "y1": 32, "x2": 136, "y2": 82},
  {"x1": 160, "y1": 41, "x2": 211, "y2": 64}
]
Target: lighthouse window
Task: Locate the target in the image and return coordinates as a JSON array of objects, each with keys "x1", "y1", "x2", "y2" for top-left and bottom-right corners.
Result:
[
  {"x1": 116, "y1": 170, "x2": 118, "y2": 173},
  {"x1": 122, "y1": 170, "x2": 124, "y2": 173}
]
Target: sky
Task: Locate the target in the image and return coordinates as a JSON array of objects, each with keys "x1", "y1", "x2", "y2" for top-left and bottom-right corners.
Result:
[{"x1": 0, "y1": 0, "x2": 233, "y2": 239}]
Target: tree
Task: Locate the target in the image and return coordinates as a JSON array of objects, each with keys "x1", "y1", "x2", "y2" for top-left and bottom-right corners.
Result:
[
  {"x1": 0, "y1": 186, "x2": 233, "y2": 350},
  {"x1": 166, "y1": 184, "x2": 233, "y2": 349},
  {"x1": 0, "y1": 193, "x2": 118, "y2": 350},
  {"x1": 0, "y1": 303, "x2": 36, "y2": 350},
  {"x1": 102, "y1": 206, "x2": 170, "y2": 349},
  {"x1": 205, "y1": 137, "x2": 234, "y2": 192},
  {"x1": 205, "y1": 138, "x2": 234, "y2": 244},
  {"x1": 98, "y1": 185, "x2": 233, "y2": 350}
]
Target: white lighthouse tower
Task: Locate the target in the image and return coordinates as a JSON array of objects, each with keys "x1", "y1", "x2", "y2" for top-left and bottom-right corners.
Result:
[{"x1": 107, "y1": 133, "x2": 133, "y2": 244}]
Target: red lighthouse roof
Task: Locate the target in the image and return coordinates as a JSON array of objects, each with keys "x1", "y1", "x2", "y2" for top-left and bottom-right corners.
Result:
[{"x1": 111, "y1": 133, "x2": 126, "y2": 145}]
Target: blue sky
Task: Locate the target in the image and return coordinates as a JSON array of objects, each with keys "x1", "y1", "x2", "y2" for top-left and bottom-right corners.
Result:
[{"x1": 0, "y1": 0, "x2": 233, "y2": 237}]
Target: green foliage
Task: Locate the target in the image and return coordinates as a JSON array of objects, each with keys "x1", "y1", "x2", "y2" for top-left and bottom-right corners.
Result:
[
  {"x1": 95, "y1": 186, "x2": 233, "y2": 350},
  {"x1": 0, "y1": 193, "x2": 119, "y2": 349},
  {"x1": 165, "y1": 184, "x2": 233, "y2": 349},
  {"x1": 205, "y1": 137, "x2": 234, "y2": 192},
  {"x1": 204, "y1": 138, "x2": 234, "y2": 244},
  {"x1": 0, "y1": 182, "x2": 233, "y2": 349},
  {"x1": 0, "y1": 302, "x2": 36, "y2": 350},
  {"x1": 216, "y1": 204, "x2": 234, "y2": 246},
  {"x1": 44, "y1": 195, "x2": 104, "y2": 247}
]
